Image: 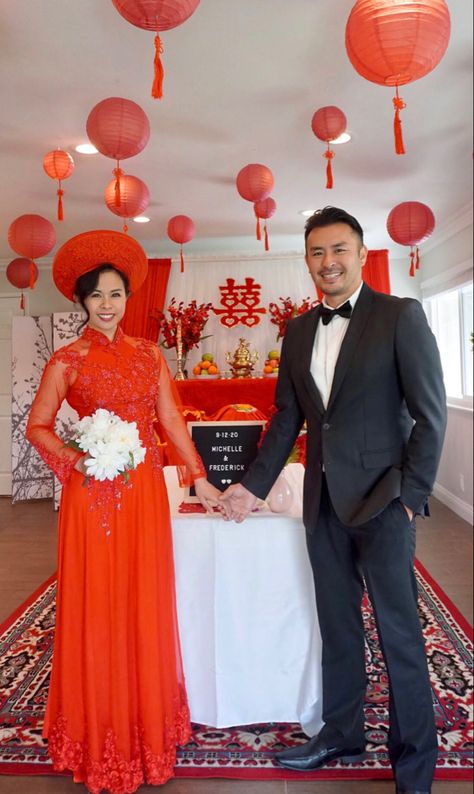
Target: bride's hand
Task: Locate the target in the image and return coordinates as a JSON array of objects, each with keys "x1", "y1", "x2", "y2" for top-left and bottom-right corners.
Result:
[{"x1": 193, "y1": 478, "x2": 225, "y2": 515}]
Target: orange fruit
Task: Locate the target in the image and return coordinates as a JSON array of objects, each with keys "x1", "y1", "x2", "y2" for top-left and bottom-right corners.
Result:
[
  {"x1": 200, "y1": 360, "x2": 211, "y2": 369},
  {"x1": 264, "y1": 364, "x2": 273, "y2": 374},
  {"x1": 208, "y1": 364, "x2": 218, "y2": 374}
]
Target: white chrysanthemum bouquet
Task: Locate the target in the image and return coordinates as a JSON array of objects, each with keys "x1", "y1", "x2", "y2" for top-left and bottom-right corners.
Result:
[{"x1": 69, "y1": 408, "x2": 146, "y2": 482}]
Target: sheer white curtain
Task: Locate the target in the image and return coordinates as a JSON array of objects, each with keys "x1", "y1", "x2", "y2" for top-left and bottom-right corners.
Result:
[{"x1": 162, "y1": 252, "x2": 316, "y2": 376}]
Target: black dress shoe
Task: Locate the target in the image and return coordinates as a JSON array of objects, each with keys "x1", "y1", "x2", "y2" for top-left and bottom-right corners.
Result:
[
  {"x1": 275, "y1": 734, "x2": 366, "y2": 771},
  {"x1": 396, "y1": 790, "x2": 431, "y2": 793}
]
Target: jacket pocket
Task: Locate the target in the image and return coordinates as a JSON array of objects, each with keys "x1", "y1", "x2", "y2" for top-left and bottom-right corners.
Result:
[{"x1": 360, "y1": 446, "x2": 404, "y2": 469}]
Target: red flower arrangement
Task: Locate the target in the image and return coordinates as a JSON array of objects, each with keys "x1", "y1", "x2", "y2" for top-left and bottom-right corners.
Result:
[
  {"x1": 153, "y1": 298, "x2": 212, "y2": 354},
  {"x1": 268, "y1": 296, "x2": 319, "y2": 340}
]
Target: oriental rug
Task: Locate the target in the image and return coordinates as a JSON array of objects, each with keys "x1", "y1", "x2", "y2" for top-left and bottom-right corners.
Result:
[{"x1": 0, "y1": 561, "x2": 472, "y2": 782}]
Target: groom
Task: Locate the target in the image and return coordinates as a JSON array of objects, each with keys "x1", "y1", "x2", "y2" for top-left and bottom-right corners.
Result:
[{"x1": 219, "y1": 206, "x2": 447, "y2": 794}]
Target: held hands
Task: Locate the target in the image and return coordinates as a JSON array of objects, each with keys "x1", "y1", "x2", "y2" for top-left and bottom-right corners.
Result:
[
  {"x1": 193, "y1": 477, "x2": 226, "y2": 515},
  {"x1": 218, "y1": 483, "x2": 258, "y2": 523}
]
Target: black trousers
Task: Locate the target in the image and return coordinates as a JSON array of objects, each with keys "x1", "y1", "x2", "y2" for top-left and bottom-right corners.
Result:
[{"x1": 306, "y1": 477, "x2": 438, "y2": 792}]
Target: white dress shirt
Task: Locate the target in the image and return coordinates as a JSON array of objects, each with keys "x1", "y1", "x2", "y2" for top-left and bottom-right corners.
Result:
[{"x1": 310, "y1": 282, "x2": 363, "y2": 410}]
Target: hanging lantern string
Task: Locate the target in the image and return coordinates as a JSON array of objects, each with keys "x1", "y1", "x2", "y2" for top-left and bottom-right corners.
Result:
[
  {"x1": 323, "y1": 145, "x2": 335, "y2": 189},
  {"x1": 180, "y1": 244, "x2": 184, "y2": 273},
  {"x1": 123, "y1": 221, "x2": 129, "y2": 234},
  {"x1": 152, "y1": 34, "x2": 164, "y2": 99},
  {"x1": 57, "y1": 182, "x2": 64, "y2": 222},
  {"x1": 114, "y1": 164, "x2": 123, "y2": 207},
  {"x1": 20, "y1": 292, "x2": 25, "y2": 312},
  {"x1": 264, "y1": 221, "x2": 269, "y2": 252},
  {"x1": 393, "y1": 86, "x2": 406, "y2": 156}
]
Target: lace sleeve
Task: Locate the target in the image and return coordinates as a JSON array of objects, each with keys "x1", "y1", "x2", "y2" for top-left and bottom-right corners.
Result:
[
  {"x1": 25, "y1": 355, "x2": 83, "y2": 484},
  {"x1": 154, "y1": 348, "x2": 206, "y2": 483}
]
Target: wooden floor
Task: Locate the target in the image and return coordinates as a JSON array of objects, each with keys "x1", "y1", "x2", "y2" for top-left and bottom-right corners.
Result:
[{"x1": 0, "y1": 495, "x2": 472, "y2": 794}]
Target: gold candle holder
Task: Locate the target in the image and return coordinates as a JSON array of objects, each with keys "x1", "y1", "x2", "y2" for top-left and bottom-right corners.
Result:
[{"x1": 174, "y1": 317, "x2": 186, "y2": 380}]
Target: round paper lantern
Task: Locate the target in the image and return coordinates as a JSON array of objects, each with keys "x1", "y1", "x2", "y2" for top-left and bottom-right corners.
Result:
[
  {"x1": 86, "y1": 97, "x2": 150, "y2": 206},
  {"x1": 345, "y1": 0, "x2": 451, "y2": 153},
  {"x1": 111, "y1": 0, "x2": 201, "y2": 98},
  {"x1": 104, "y1": 174, "x2": 150, "y2": 232},
  {"x1": 8, "y1": 214, "x2": 56, "y2": 261},
  {"x1": 6, "y1": 257, "x2": 39, "y2": 310},
  {"x1": 167, "y1": 215, "x2": 195, "y2": 272},
  {"x1": 43, "y1": 149, "x2": 75, "y2": 221},
  {"x1": 311, "y1": 106, "x2": 347, "y2": 189},
  {"x1": 386, "y1": 201, "x2": 435, "y2": 276},
  {"x1": 254, "y1": 197, "x2": 277, "y2": 251},
  {"x1": 236, "y1": 164, "x2": 274, "y2": 202}
]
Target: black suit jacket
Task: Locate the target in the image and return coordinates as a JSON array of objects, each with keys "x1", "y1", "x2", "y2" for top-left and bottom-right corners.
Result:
[{"x1": 241, "y1": 283, "x2": 447, "y2": 528}]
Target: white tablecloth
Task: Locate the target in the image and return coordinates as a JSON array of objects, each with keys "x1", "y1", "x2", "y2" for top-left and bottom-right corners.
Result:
[{"x1": 165, "y1": 464, "x2": 322, "y2": 732}]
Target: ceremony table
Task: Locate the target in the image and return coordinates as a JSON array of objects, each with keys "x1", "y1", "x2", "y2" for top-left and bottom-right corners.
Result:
[
  {"x1": 175, "y1": 376, "x2": 277, "y2": 418},
  {"x1": 164, "y1": 464, "x2": 323, "y2": 732}
]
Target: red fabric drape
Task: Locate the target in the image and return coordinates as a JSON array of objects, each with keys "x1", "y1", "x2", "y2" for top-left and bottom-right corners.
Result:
[
  {"x1": 121, "y1": 258, "x2": 171, "y2": 340},
  {"x1": 316, "y1": 248, "x2": 391, "y2": 301}
]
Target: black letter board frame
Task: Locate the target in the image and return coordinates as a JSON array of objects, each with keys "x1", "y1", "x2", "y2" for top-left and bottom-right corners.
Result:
[{"x1": 185, "y1": 420, "x2": 265, "y2": 501}]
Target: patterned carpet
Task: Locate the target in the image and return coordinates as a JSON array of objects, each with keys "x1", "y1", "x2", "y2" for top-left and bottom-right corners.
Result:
[{"x1": 0, "y1": 561, "x2": 472, "y2": 781}]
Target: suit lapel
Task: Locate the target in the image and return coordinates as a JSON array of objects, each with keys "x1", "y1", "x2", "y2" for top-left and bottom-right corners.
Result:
[
  {"x1": 300, "y1": 306, "x2": 325, "y2": 416},
  {"x1": 326, "y1": 283, "x2": 374, "y2": 413}
]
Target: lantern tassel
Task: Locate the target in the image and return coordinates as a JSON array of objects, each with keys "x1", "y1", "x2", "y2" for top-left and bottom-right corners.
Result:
[
  {"x1": 20, "y1": 292, "x2": 25, "y2": 311},
  {"x1": 57, "y1": 186, "x2": 64, "y2": 221},
  {"x1": 256, "y1": 215, "x2": 261, "y2": 241},
  {"x1": 415, "y1": 246, "x2": 420, "y2": 269},
  {"x1": 152, "y1": 34, "x2": 164, "y2": 100},
  {"x1": 123, "y1": 222, "x2": 129, "y2": 234},
  {"x1": 409, "y1": 250, "x2": 415, "y2": 277},
  {"x1": 324, "y1": 146, "x2": 334, "y2": 189},
  {"x1": 114, "y1": 165, "x2": 123, "y2": 207},
  {"x1": 180, "y1": 245, "x2": 184, "y2": 273},
  {"x1": 264, "y1": 222, "x2": 269, "y2": 251},
  {"x1": 393, "y1": 87, "x2": 406, "y2": 155},
  {"x1": 28, "y1": 260, "x2": 36, "y2": 289}
]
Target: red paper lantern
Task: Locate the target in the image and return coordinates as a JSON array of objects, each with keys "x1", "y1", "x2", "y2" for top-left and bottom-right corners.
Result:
[
  {"x1": 236, "y1": 164, "x2": 274, "y2": 202},
  {"x1": 254, "y1": 197, "x2": 277, "y2": 251},
  {"x1": 6, "y1": 257, "x2": 39, "y2": 311},
  {"x1": 386, "y1": 201, "x2": 435, "y2": 276},
  {"x1": 311, "y1": 106, "x2": 347, "y2": 189},
  {"x1": 8, "y1": 214, "x2": 56, "y2": 261},
  {"x1": 345, "y1": 0, "x2": 451, "y2": 154},
  {"x1": 167, "y1": 215, "x2": 195, "y2": 272},
  {"x1": 104, "y1": 175, "x2": 150, "y2": 232},
  {"x1": 43, "y1": 149, "x2": 75, "y2": 221},
  {"x1": 111, "y1": 0, "x2": 200, "y2": 99},
  {"x1": 87, "y1": 97, "x2": 150, "y2": 206}
]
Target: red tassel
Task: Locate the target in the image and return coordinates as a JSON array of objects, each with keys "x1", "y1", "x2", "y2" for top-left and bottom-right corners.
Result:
[
  {"x1": 256, "y1": 215, "x2": 261, "y2": 241},
  {"x1": 324, "y1": 146, "x2": 334, "y2": 189},
  {"x1": 409, "y1": 250, "x2": 415, "y2": 277},
  {"x1": 28, "y1": 260, "x2": 36, "y2": 289},
  {"x1": 20, "y1": 292, "x2": 25, "y2": 311},
  {"x1": 180, "y1": 246, "x2": 184, "y2": 273},
  {"x1": 264, "y1": 222, "x2": 269, "y2": 251},
  {"x1": 123, "y1": 222, "x2": 128, "y2": 233},
  {"x1": 415, "y1": 247, "x2": 420, "y2": 269},
  {"x1": 393, "y1": 86, "x2": 406, "y2": 155},
  {"x1": 114, "y1": 165, "x2": 123, "y2": 207},
  {"x1": 57, "y1": 186, "x2": 64, "y2": 221},
  {"x1": 152, "y1": 34, "x2": 164, "y2": 99}
]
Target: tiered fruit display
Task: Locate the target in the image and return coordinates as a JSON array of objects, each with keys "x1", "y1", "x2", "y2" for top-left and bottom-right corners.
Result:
[
  {"x1": 193, "y1": 353, "x2": 220, "y2": 377},
  {"x1": 263, "y1": 349, "x2": 280, "y2": 375}
]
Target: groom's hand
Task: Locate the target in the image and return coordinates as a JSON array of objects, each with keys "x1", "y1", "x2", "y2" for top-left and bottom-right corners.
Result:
[{"x1": 219, "y1": 483, "x2": 257, "y2": 523}]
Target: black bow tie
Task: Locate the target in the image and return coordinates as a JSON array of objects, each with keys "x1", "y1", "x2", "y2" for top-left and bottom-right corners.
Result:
[{"x1": 320, "y1": 300, "x2": 352, "y2": 325}]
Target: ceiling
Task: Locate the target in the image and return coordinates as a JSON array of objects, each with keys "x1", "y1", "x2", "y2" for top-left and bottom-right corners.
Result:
[{"x1": 0, "y1": 0, "x2": 472, "y2": 263}]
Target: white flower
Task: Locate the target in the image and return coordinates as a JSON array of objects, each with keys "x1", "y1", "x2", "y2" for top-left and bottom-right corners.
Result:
[{"x1": 69, "y1": 409, "x2": 146, "y2": 482}]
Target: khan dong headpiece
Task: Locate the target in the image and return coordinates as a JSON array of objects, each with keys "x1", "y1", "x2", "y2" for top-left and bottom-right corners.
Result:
[{"x1": 53, "y1": 229, "x2": 148, "y2": 301}]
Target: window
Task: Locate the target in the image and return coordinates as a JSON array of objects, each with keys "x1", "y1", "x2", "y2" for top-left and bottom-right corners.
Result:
[{"x1": 423, "y1": 281, "x2": 473, "y2": 404}]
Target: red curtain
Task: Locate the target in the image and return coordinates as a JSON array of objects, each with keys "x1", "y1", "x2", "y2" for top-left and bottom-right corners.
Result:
[
  {"x1": 363, "y1": 248, "x2": 390, "y2": 294},
  {"x1": 121, "y1": 258, "x2": 171, "y2": 340},
  {"x1": 316, "y1": 247, "x2": 391, "y2": 301}
]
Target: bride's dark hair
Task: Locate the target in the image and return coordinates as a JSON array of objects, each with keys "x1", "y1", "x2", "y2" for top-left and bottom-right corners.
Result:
[{"x1": 75, "y1": 264, "x2": 130, "y2": 334}]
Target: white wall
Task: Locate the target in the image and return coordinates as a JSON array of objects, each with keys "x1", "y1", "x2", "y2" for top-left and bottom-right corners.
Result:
[{"x1": 420, "y1": 207, "x2": 473, "y2": 525}]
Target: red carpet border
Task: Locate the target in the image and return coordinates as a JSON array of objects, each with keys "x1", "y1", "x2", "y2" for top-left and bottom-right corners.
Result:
[{"x1": 0, "y1": 562, "x2": 472, "y2": 781}]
